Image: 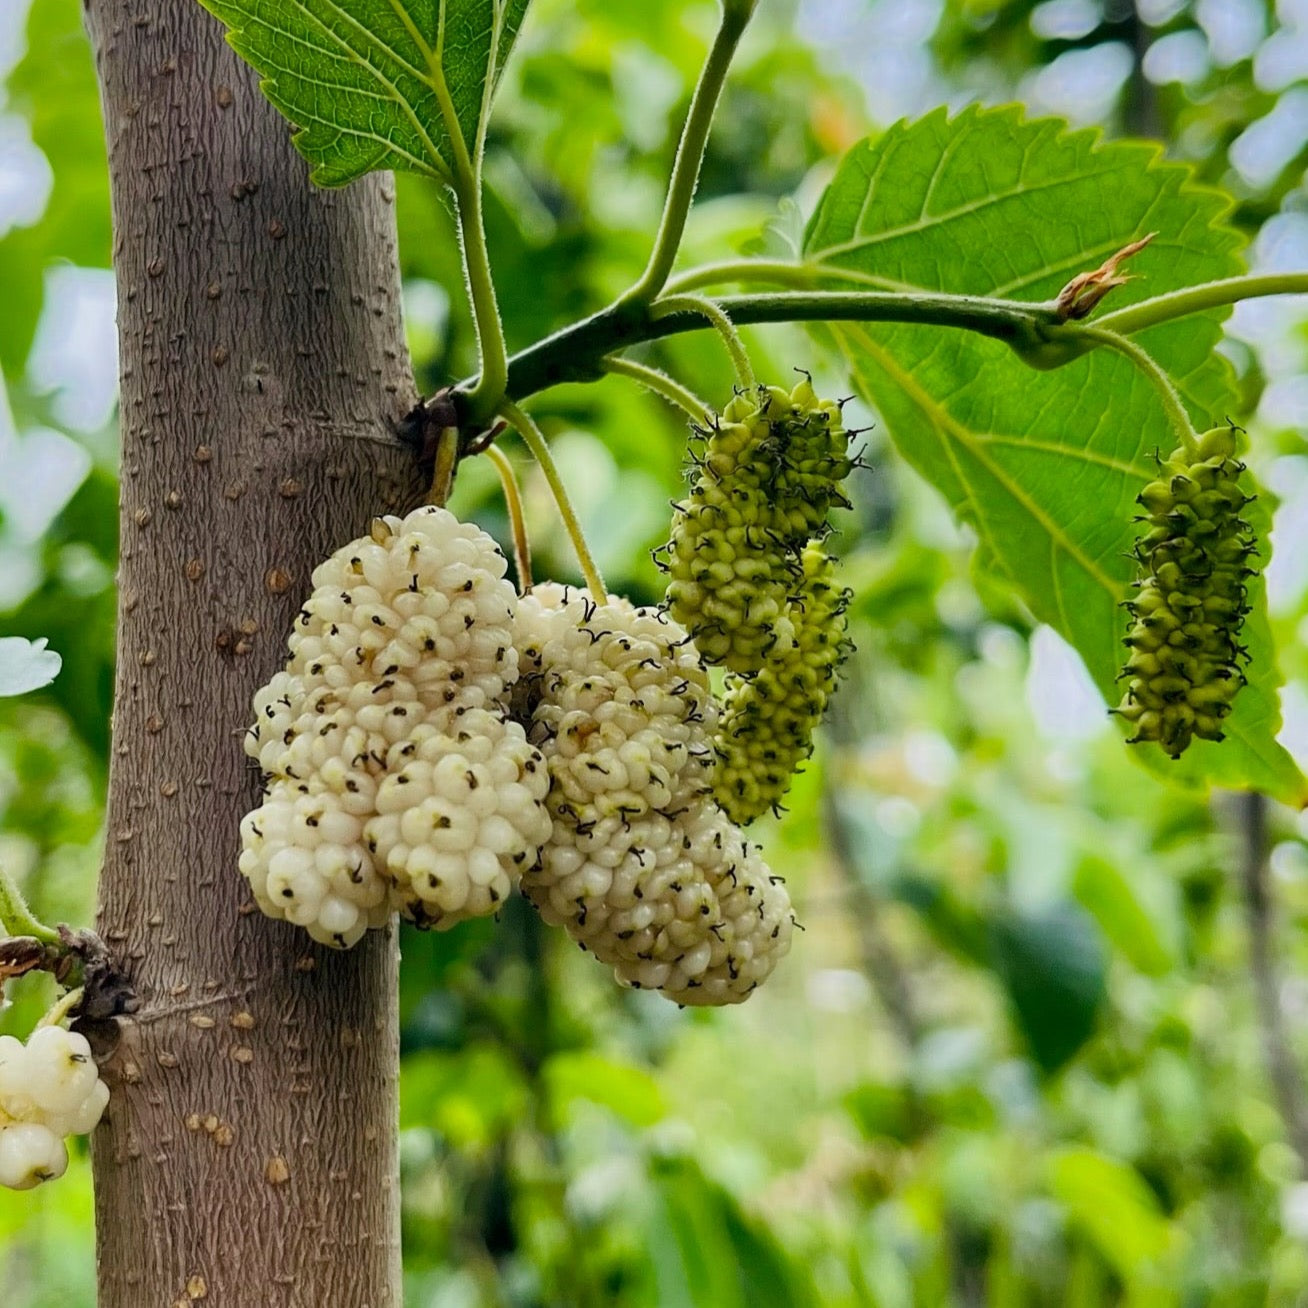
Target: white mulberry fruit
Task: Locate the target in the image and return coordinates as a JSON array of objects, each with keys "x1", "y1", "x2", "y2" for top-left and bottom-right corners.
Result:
[
  {"x1": 514, "y1": 587, "x2": 794, "y2": 1005},
  {"x1": 366, "y1": 707, "x2": 551, "y2": 930},
  {"x1": 524, "y1": 797, "x2": 793, "y2": 1005},
  {"x1": 0, "y1": 1025, "x2": 109, "y2": 1190},
  {"x1": 516, "y1": 587, "x2": 717, "y2": 824},
  {"x1": 240, "y1": 506, "x2": 550, "y2": 946},
  {"x1": 239, "y1": 780, "x2": 391, "y2": 949}
]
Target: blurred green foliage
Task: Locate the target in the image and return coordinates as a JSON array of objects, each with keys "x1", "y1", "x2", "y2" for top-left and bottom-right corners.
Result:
[{"x1": 6, "y1": 0, "x2": 1308, "y2": 1303}]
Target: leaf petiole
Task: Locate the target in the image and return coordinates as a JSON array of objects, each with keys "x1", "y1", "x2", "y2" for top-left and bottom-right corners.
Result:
[
  {"x1": 621, "y1": 1, "x2": 757, "y2": 307},
  {"x1": 663, "y1": 258, "x2": 818, "y2": 294},
  {"x1": 419, "y1": 3, "x2": 509, "y2": 426},
  {"x1": 1093, "y1": 272, "x2": 1308, "y2": 336}
]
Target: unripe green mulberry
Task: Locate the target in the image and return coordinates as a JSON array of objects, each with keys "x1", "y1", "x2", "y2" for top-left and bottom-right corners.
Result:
[
  {"x1": 665, "y1": 378, "x2": 851, "y2": 674},
  {"x1": 1114, "y1": 425, "x2": 1258, "y2": 758},
  {"x1": 713, "y1": 544, "x2": 851, "y2": 824}
]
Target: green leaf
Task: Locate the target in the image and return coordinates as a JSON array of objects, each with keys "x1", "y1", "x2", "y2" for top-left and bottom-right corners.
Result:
[
  {"x1": 199, "y1": 0, "x2": 532, "y2": 186},
  {"x1": 399, "y1": 1044, "x2": 527, "y2": 1146},
  {"x1": 1072, "y1": 852, "x2": 1176, "y2": 977},
  {"x1": 1048, "y1": 1147, "x2": 1177, "y2": 1280},
  {"x1": 802, "y1": 105, "x2": 1306, "y2": 805},
  {"x1": 543, "y1": 1050, "x2": 666, "y2": 1129},
  {"x1": 647, "y1": 1155, "x2": 818, "y2": 1308},
  {"x1": 988, "y1": 900, "x2": 1105, "y2": 1073}
]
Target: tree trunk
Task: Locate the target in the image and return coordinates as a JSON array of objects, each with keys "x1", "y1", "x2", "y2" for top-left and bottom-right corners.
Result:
[{"x1": 83, "y1": 1, "x2": 421, "y2": 1303}]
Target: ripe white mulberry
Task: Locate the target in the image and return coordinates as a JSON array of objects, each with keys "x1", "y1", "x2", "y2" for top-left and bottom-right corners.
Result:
[
  {"x1": 0, "y1": 1025, "x2": 109, "y2": 1190},
  {"x1": 515, "y1": 587, "x2": 718, "y2": 823},
  {"x1": 514, "y1": 587, "x2": 794, "y2": 1004},
  {"x1": 241, "y1": 507, "x2": 550, "y2": 945},
  {"x1": 526, "y1": 797, "x2": 793, "y2": 1005},
  {"x1": 366, "y1": 707, "x2": 551, "y2": 929}
]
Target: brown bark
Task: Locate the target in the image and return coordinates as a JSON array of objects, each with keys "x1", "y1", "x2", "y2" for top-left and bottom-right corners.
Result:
[{"x1": 83, "y1": 1, "x2": 422, "y2": 1303}]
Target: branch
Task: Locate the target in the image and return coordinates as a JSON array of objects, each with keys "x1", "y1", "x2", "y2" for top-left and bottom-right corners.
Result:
[
  {"x1": 1095, "y1": 272, "x2": 1308, "y2": 336},
  {"x1": 487, "y1": 290, "x2": 1060, "y2": 403},
  {"x1": 1234, "y1": 790, "x2": 1308, "y2": 1171}
]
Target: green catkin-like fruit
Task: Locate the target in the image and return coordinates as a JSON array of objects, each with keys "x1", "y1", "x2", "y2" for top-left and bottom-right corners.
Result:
[
  {"x1": 665, "y1": 378, "x2": 850, "y2": 674},
  {"x1": 713, "y1": 544, "x2": 851, "y2": 824},
  {"x1": 1113, "y1": 425, "x2": 1258, "y2": 759}
]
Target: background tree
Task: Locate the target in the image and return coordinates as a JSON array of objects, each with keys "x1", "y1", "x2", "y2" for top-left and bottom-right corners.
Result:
[{"x1": 4, "y1": 1, "x2": 1308, "y2": 1305}]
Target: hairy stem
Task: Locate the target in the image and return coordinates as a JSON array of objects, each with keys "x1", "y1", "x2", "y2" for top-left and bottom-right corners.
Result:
[
  {"x1": 663, "y1": 258, "x2": 818, "y2": 294},
  {"x1": 652, "y1": 294, "x2": 755, "y2": 388},
  {"x1": 1234, "y1": 791, "x2": 1308, "y2": 1171},
  {"x1": 455, "y1": 176, "x2": 510, "y2": 425},
  {"x1": 423, "y1": 22, "x2": 508, "y2": 424},
  {"x1": 499, "y1": 400, "x2": 608, "y2": 602},
  {"x1": 486, "y1": 443, "x2": 533, "y2": 591},
  {"x1": 622, "y1": 1, "x2": 756, "y2": 306},
  {"x1": 1095, "y1": 272, "x2": 1308, "y2": 336},
  {"x1": 602, "y1": 356, "x2": 712, "y2": 421},
  {"x1": 489, "y1": 290, "x2": 1059, "y2": 401},
  {"x1": 0, "y1": 863, "x2": 59, "y2": 946},
  {"x1": 1080, "y1": 326, "x2": 1198, "y2": 454}
]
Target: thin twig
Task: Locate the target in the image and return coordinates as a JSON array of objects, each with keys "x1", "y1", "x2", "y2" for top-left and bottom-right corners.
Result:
[
  {"x1": 499, "y1": 400, "x2": 607, "y2": 602},
  {"x1": 485, "y1": 443, "x2": 532, "y2": 591},
  {"x1": 601, "y1": 355, "x2": 713, "y2": 422}
]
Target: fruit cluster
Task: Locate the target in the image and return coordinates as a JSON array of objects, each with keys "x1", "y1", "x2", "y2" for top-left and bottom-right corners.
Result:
[
  {"x1": 514, "y1": 586, "x2": 793, "y2": 1004},
  {"x1": 0, "y1": 1025, "x2": 108, "y2": 1191},
  {"x1": 241, "y1": 507, "x2": 551, "y2": 946},
  {"x1": 242, "y1": 524, "x2": 794, "y2": 1005},
  {"x1": 1114, "y1": 426, "x2": 1258, "y2": 758},
  {"x1": 663, "y1": 378, "x2": 853, "y2": 823}
]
